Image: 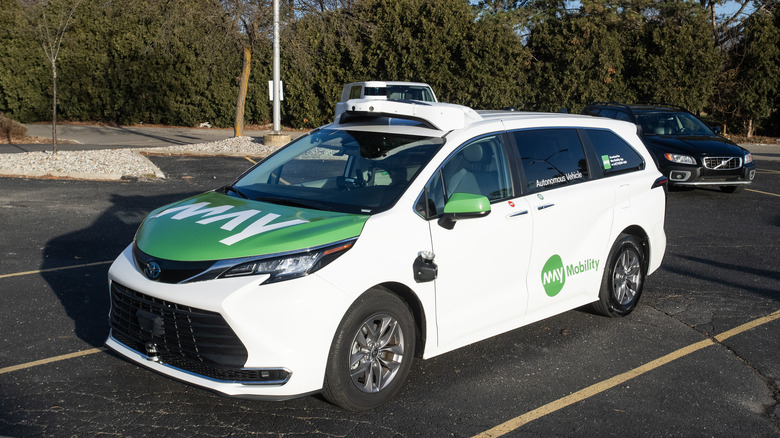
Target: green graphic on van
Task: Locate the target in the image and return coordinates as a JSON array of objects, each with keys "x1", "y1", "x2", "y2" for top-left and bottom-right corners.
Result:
[
  {"x1": 541, "y1": 255, "x2": 565, "y2": 297},
  {"x1": 541, "y1": 255, "x2": 601, "y2": 297},
  {"x1": 601, "y1": 155, "x2": 612, "y2": 170},
  {"x1": 135, "y1": 191, "x2": 369, "y2": 261}
]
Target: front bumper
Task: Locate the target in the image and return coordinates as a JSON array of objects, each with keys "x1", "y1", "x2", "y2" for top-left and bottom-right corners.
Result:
[
  {"x1": 663, "y1": 161, "x2": 756, "y2": 187},
  {"x1": 105, "y1": 244, "x2": 352, "y2": 399}
]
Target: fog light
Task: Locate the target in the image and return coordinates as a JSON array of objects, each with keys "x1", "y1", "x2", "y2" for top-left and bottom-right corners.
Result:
[{"x1": 670, "y1": 171, "x2": 690, "y2": 181}]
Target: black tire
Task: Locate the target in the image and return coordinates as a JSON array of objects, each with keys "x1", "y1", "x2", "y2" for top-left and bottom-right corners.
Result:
[
  {"x1": 592, "y1": 235, "x2": 646, "y2": 317},
  {"x1": 719, "y1": 185, "x2": 745, "y2": 193},
  {"x1": 323, "y1": 287, "x2": 415, "y2": 411}
]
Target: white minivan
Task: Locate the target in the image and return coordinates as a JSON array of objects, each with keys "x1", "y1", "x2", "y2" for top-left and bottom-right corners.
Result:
[{"x1": 106, "y1": 99, "x2": 667, "y2": 411}]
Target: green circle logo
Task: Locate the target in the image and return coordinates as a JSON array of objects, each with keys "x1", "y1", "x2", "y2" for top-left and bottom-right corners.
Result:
[{"x1": 541, "y1": 254, "x2": 565, "y2": 297}]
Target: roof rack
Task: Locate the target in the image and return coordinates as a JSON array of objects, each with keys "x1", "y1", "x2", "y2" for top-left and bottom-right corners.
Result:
[
  {"x1": 587, "y1": 102, "x2": 688, "y2": 112},
  {"x1": 334, "y1": 99, "x2": 482, "y2": 132}
]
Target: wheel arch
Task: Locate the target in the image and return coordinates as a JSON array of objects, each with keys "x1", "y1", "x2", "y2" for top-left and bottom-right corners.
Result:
[
  {"x1": 375, "y1": 281, "x2": 427, "y2": 358},
  {"x1": 618, "y1": 225, "x2": 650, "y2": 271}
]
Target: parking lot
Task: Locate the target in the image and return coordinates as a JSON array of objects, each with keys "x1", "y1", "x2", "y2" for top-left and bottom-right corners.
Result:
[{"x1": 1, "y1": 154, "x2": 778, "y2": 437}]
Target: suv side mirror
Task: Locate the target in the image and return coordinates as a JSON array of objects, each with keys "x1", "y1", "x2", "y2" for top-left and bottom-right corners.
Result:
[
  {"x1": 437, "y1": 193, "x2": 491, "y2": 230},
  {"x1": 710, "y1": 125, "x2": 723, "y2": 135}
]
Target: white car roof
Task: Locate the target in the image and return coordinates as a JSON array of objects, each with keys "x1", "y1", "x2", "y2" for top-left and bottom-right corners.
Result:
[
  {"x1": 343, "y1": 81, "x2": 432, "y2": 88},
  {"x1": 334, "y1": 99, "x2": 482, "y2": 132},
  {"x1": 333, "y1": 99, "x2": 636, "y2": 135}
]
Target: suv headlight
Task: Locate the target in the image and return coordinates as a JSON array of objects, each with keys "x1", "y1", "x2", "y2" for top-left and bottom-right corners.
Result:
[
  {"x1": 745, "y1": 152, "x2": 753, "y2": 164},
  {"x1": 664, "y1": 153, "x2": 696, "y2": 165}
]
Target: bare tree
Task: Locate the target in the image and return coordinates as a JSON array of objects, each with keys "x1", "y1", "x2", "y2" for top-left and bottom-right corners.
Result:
[
  {"x1": 221, "y1": 0, "x2": 273, "y2": 137},
  {"x1": 24, "y1": 0, "x2": 80, "y2": 153},
  {"x1": 698, "y1": 0, "x2": 773, "y2": 48}
]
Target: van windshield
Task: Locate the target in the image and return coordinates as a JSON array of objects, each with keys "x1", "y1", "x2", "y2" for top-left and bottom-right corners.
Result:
[{"x1": 231, "y1": 129, "x2": 444, "y2": 214}]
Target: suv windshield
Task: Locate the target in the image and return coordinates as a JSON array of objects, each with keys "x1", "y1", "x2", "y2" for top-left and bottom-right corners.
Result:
[
  {"x1": 634, "y1": 111, "x2": 714, "y2": 136},
  {"x1": 231, "y1": 129, "x2": 444, "y2": 214}
]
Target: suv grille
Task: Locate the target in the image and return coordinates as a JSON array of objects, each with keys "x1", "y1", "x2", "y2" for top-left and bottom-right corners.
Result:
[
  {"x1": 703, "y1": 157, "x2": 742, "y2": 170},
  {"x1": 110, "y1": 282, "x2": 286, "y2": 383}
]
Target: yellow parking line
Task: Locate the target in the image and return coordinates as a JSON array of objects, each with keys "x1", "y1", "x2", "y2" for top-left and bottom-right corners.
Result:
[
  {"x1": 0, "y1": 347, "x2": 106, "y2": 375},
  {"x1": 474, "y1": 309, "x2": 780, "y2": 438},
  {"x1": 0, "y1": 260, "x2": 113, "y2": 280},
  {"x1": 756, "y1": 169, "x2": 780, "y2": 174},
  {"x1": 746, "y1": 188, "x2": 780, "y2": 197},
  {"x1": 244, "y1": 157, "x2": 256, "y2": 164}
]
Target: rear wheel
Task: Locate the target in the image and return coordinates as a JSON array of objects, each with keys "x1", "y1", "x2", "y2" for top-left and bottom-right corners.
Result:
[
  {"x1": 323, "y1": 288, "x2": 415, "y2": 411},
  {"x1": 592, "y1": 235, "x2": 646, "y2": 317}
]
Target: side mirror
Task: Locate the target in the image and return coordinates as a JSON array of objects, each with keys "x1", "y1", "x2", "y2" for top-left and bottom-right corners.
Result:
[
  {"x1": 437, "y1": 193, "x2": 491, "y2": 230},
  {"x1": 710, "y1": 125, "x2": 723, "y2": 135}
]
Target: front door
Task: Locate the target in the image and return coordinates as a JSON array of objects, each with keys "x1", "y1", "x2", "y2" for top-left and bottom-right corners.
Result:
[{"x1": 421, "y1": 134, "x2": 534, "y2": 351}]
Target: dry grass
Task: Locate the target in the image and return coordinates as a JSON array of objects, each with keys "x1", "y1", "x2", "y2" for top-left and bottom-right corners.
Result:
[
  {"x1": 0, "y1": 113, "x2": 28, "y2": 142},
  {"x1": 725, "y1": 134, "x2": 780, "y2": 145}
]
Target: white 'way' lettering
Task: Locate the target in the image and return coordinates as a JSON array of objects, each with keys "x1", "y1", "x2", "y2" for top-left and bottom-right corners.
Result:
[
  {"x1": 219, "y1": 213, "x2": 306, "y2": 245},
  {"x1": 152, "y1": 202, "x2": 308, "y2": 246},
  {"x1": 154, "y1": 202, "x2": 234, "y2": 220}
]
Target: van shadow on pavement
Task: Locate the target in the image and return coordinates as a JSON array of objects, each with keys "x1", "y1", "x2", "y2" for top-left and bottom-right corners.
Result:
[{"x1": 40, "y1": 192, "x2": 199, "y2": 347}]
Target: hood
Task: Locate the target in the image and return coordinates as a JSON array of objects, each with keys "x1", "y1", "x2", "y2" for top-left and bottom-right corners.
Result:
[
  {"x1": 641, "y1": 135, "x2": 745, "y2": 157},
  {"x1": 135, "y1": 191, "x2": 369, "y2": 261}
]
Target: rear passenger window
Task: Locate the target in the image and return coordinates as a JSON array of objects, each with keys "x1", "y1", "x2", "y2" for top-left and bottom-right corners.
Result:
[
  {"x1": 512, "y1": 129, "x2": 589, "y2": 194},
  {"x1": 585, "y1": 129, "x2": 645, "y2": 176}
]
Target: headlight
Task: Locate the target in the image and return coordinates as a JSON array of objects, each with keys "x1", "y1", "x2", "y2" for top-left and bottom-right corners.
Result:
[
  {"x1": 220, "y1": 239, "x2": 355, "y2": 284},
  {"x1": 744, "y1": 152, "x2": 753, "y2": 164},
  {"x1": 664, "y1": 153, "x2": 696, "y2": 165}
]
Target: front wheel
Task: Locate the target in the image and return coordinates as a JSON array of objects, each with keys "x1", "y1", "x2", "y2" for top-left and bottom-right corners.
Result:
[
  {"x1": 592, "y1": 235, "x2": 646, "y2": 317},
  {"x1": 323, "y1": 288, "x2": 416, "y2": 411}
]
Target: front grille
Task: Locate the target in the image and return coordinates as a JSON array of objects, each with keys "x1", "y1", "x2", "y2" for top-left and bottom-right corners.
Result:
[
  {"x1": 699, "y1": 175, "x2": 741, "y2": 182},
  {"x1": 703, "y1": 157, "x2": 742, "y2": 170},
  {"x1": 133, "y1": 244, "x2": 215, "y2": 284},
  {"x1": 109, "y1": 282, "x2": 286, "y2": 383}
]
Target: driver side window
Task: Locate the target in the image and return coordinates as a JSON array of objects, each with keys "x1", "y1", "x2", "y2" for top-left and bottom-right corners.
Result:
[{"x1": 416, "y1": 135, "x2": 512, "y2": 219}]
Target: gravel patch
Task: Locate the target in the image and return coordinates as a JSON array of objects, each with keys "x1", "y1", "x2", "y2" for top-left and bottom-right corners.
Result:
[
  {"x1": 0, "y1": 136, "x2": 281, "y2": 180},
  {"x1": 142, "y1": 136, "x2": 280, "y2": 157}
]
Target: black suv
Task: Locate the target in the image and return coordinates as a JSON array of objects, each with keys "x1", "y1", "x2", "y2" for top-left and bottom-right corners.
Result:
[{"x1": 583, "y1": 103, "x2": 756, "y2": 192}]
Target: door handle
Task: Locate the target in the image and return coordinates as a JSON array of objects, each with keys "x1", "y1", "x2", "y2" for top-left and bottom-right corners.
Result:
[
  {"x1": 509, "y1": 210, "x2": 529, "y2": 217},
  {"x1": 537, "y1": 203, "x2": 555, "y2": 210}
]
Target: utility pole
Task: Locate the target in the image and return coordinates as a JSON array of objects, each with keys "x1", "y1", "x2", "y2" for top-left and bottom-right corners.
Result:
[{"x1": 264, "y1": 0, "x2": 290, "y2": 147}]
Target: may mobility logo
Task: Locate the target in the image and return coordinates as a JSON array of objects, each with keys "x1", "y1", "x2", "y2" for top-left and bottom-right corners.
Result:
[
  {"x1": 541, "y1": 254, "x2": 600, "y2": 297},
  {"x1": 152, "y1": 201, "x2": 308, "y2": 246}
]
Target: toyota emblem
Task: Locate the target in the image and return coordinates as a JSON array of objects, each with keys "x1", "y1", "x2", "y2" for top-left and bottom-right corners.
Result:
[{"x1": 144, "y1": 261, "x2": 162, "y2": 280}]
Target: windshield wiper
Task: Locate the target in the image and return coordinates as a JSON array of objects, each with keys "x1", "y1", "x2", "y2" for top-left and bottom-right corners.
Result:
[
  {"x1": 223, "y1": 185, "x2": 248, "y2": 199},
  {"x1": 253, "y1": 196, "x2": 326, "y2": 210}
]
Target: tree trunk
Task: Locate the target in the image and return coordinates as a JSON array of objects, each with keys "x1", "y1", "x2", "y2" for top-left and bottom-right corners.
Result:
[
  {"x1": 234, "y1": 47, "x2": 252, "y2": 138},
  {"x1": 52, "y1": 62, "x2": 58, "y2": 154},
  {"x1": 747, "y1": 119, "x2": 753, "y2": 138}
]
